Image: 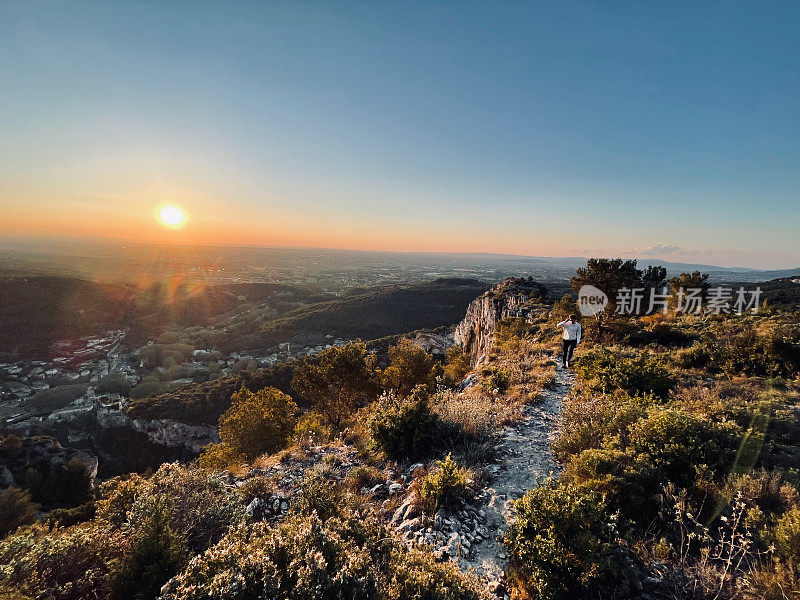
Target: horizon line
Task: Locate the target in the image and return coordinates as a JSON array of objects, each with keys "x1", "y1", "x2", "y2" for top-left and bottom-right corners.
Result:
[{"x1": 0, "y1": 232, "x2": 798, "y2": 273}]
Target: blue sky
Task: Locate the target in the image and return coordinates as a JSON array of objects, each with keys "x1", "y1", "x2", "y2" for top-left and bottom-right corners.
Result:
[{"x1": 1, "y1": 1, "x2": 798, "y2": 268}]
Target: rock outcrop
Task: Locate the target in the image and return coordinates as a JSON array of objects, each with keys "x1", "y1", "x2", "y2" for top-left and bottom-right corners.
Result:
[
  {"x1": 454, "y1": 278, "x2": 548, "y2": 365},
  {"x1": 0, "y1": 435, "x2": 99, "y2": 490},
  {"x1": 8, "y1": 397, "x2": 219, "y2": 477}
]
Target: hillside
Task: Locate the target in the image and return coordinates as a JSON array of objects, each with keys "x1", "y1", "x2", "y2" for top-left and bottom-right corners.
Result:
[
  {"x1": 4, "y1": 270, "x2": 800, "y2": 600},
  {"x1": 251, "y1": 277, "x2": 489, "y2": 348},
  {"x1": 0, "y1": 275, "x2": 137, "y2": 359},
  {"x1": 0, "y1": 274, "x2": 332, "y2": 359}
]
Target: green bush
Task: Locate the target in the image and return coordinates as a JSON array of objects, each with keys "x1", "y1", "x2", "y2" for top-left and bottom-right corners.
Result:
[
  {"x1": 100, "y1": 464, "x2": 245, "y2": 554},
  {"x1": 27, "y1": 384, "x2": 89, "y2": 412},
  {"x1": 42, "y1": 502, "x2": 96, "y2": 528},
  {"x1": 504, "y1": 479, "x2": 619, "y2": 600},
  {"x1": 196, "y1": 442, "x2": 241, "y2": 471},
  {"x1": 369, "y1": 389, "x2": 440, "y2": 462},
  {"x1": 0, "y1": 488, "x2": 38, "y2": 536},
  {"x1": 442, "y1": 346, "x2": 471, "y2": 386},
  {"x1": 572, "y1": 349, "x2": 674, "y2": 400},
  {"x1": 346, "y1": 465, "x2": 385, "y2": 491},
  {"x1": 552, "y1": 393, "x2": 645, "y2": 460},
  {"x1": 765, "y1": 505, "x2": 800, "y2": 561},
  {"x1": 291, "y1": 341, "x2": 379, "y2": 429},
  {"x1": 159, "y1": 504, "x2": 480, "y2": 600},
  {"x1": 627, "y1": 408, "x2": 733, "y2": 486},
  {"x1": 22, "y1": 457, "x2": 93, "y2": 509},
  {"x1": 704, "y1": 321, "x2": 800, "y2": 377},
  {"x1": 292, "y1": 472, "x2": 342, "y2": 521},
  {"x1": 292, "y1": 411, "x2": 332, "y2": 444},
  {"x1": 419, "y1": 454, "x2": 470, "y2": 511},
  {"x1": 381, "y1": 339, "x2": 438, "y2": 397},
  {"x1": 110, "y1": 498, "x2": 187, "y2": 600},
  {"x1": 480, "y1": 367, "x2": 510, "y2": 394},
  {"x1": 0, "y1": 522, "x2": 128, "y2": 600},
  {"x1": 217, "y1": 386, "x2": 298, "y2": 461},
  {"x1": 675, "y1": 342, "x2": 712, "y2": 369}
]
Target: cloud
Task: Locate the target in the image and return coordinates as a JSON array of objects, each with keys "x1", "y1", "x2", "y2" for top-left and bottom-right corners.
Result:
[{"x1": 634, "y1": 243, "x2": 683, "y2": 256}]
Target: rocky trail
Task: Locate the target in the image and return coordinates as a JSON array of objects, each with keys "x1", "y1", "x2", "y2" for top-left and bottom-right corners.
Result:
[{"x1": 462, "y1": 364, "x2": 573, "y2": 585}]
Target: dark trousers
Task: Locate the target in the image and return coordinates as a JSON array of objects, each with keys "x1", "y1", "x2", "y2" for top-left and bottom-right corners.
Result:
[{"x1": 562, "y1": 339, "x2": 577, "y2": 366}]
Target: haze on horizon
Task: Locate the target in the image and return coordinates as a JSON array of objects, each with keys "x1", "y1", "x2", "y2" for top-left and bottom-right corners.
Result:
[{"x1": 1, "y1": 1, "x2": 798, "y2": 269}]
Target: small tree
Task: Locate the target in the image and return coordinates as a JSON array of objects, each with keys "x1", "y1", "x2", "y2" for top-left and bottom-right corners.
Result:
[
  {"x1": 110, "y1": 499, "x2": 187, "y2": 600},
  {"x1": 571, "y1": 258, "x2": 644, "y2": 313},
  {"x1": 369, "y1": 389, "x2": 440, "y2": 462},
  {"x1": 218, "y1": 386, "x2": 298, "y2": 461},
  {"x1": 668, "y1": 271, "x2": 709, "y2": 310},
  {"x1": 380, "y1": 339, "x2": 438, "y2": 397},
  {"x1": 291, "y1": 342, "x2": 378, "y2": 429},
  {"x1": 641, "y1": 265, "x2": 667, "y2": 291},
  {"x1": 443, "y1": 346, "x2": 470, "y2": 385},
  {"x1": 0, "y1": 487, "x2": 38, "y2": 536}
]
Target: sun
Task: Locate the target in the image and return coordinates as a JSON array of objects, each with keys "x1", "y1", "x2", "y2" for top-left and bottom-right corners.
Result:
[{"x1": 157, "y1": 205, "x2": 186, "y2": 229}]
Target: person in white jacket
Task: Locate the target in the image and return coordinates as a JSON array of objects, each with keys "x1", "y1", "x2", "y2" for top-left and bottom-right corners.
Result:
[{"x1": 557, "y1": 314, "x2": 582, "y2": 368}]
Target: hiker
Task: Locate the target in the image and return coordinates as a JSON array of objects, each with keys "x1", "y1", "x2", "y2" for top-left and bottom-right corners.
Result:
[{"x1": 557, "y1": 314, "x2": 581, "y2": 368}]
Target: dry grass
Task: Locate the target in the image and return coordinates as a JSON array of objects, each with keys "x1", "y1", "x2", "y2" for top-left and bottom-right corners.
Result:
[
  {"x1": 485, "y1": 336, "x2": 557, "y2": 403},
  {"x1": 431, "y1": 389, "x2": 519, "y2": 438}
]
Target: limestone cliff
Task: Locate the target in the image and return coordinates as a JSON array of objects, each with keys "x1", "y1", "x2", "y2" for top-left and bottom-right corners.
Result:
[{"x1": 454, "y1": 278, "x2": 548, "y2": 365}]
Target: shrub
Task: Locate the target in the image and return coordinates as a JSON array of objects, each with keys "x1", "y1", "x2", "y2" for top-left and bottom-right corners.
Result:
[
  {"x1": 442, "y1": 346, "x2": 470, "y2": 385},
  {"x1": 480, "y1": 367, "x2": 510, "y2": 395},
  {"x1": 419, "y1": 454, "x2": 470, "y2": 511},
  {"x1": 95, "y1": 373, "x2": 133, "y2": 395},
  {"x1": 627, "y1": 408, "x2": 733, "y2": 486},
  {"x1": 552, "y1": 393, "x2": 645, "y2": 460},
  {"x1": 765, "y1": 505, "x2": 800, "y2": 561},
  {"x1": 292, "y1": 411, "x2": 332, "y2": 445},
  {"x1": 495, "y1": 317, "x2": 533, "y2": 347},
  {"x1": 0, "y1": 488, "x2": 38, "y2": 536},
  {"x1": 42, "y1": 502, "x2": 96, "y2": 528},
  {"x1": 159, "y1": 504, "x2": 480, "y2": 600},
  {"x1": 291, "y1": 342, "x2": 379, "y2": 429},
  {"x1": 196, "y1": 442, "x2": 241, "y2": 471},
  {"x1": 110, "y1": 498, "x2": 187, "y2": 600},
  {"x1": 384, "y1": 546, "x2": 481, "y2": 600},
  {"x1": 346, "y1": 465, "x2": 385, "y2": 491},
  {"x1": 691, "y1": 320, "x2": 800, "y2": 377},
  {"x1": 218, "y1": 386, "x2": 298, "y2": 461},
  {"x1": 128, "y1": 377, "x2": 168, "y2": 400},
  {"x1": 381, "y1": 339, "x2": 438, "y2": 396},
  {"x1": 133, "y1": 464, "x2": 245, "y2": 553},
  {"x1": 27, "y1": 384, "x2": 89, "y2": 412},
  {"x1": 369, "y1": 389, "x2": 440, "y2": 462},
  {"x1": 236, "y1": 476, "x2": 277, "y2": 504},
  {"x1": 0, "y1": 522, "x2": 128, "y2": 600},
  {"x1": 22, "y1": 457, "x2": 93, "y2": 509},
  {"x1": 504, "y1": 479, "x2": 619, "y2": 600},
  {"x1": 290, "y1": 470, "x2": 344, "y2": 521},
  {"x1": 97, "y1": 474, "x2": 147, "y2": 527},
  {"x1": 99, "y1": 464, "x2": 245, "y2": 554},
  {"x1": 675, "y1": 342, "x2": 712, "y2": 369},
  {"x1": 572, "y1": 349, "x2": 674, "y2": 400}
]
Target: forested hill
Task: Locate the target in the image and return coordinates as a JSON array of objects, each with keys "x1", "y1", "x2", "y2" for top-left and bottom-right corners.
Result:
[
  {"x1": 0, "y1": 275, "x2": 137, "y2": 359},
  {"x1": 253, "y1": 278, "x2": 489, "y2": 348}
]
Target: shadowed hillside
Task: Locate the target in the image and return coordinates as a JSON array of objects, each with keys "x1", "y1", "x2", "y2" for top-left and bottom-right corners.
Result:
[{"x1": 254, "y1": 278, "x2": 489, "y2": 347}]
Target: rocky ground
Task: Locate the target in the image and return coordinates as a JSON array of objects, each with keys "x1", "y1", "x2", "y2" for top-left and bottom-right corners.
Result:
[
  {"x1": 388, "y1": 365, "x2": 573, "y2": 597},
  {"x1": 464, "y1": 364, "x2": 571, "y2": 581},
  {"x1": 205, "y1": 362, "x2": 573, "y2": 598}
]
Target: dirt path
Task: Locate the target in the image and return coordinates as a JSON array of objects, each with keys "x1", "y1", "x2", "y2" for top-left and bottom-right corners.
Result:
[{"x1": 462, "y1": 364, "x2": 573, "y2": 583}]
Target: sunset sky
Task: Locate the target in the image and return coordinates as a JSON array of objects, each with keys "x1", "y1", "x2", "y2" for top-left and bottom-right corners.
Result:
[{"x1": 1, "y1": 1, "x2": 798, "y2": 268}]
